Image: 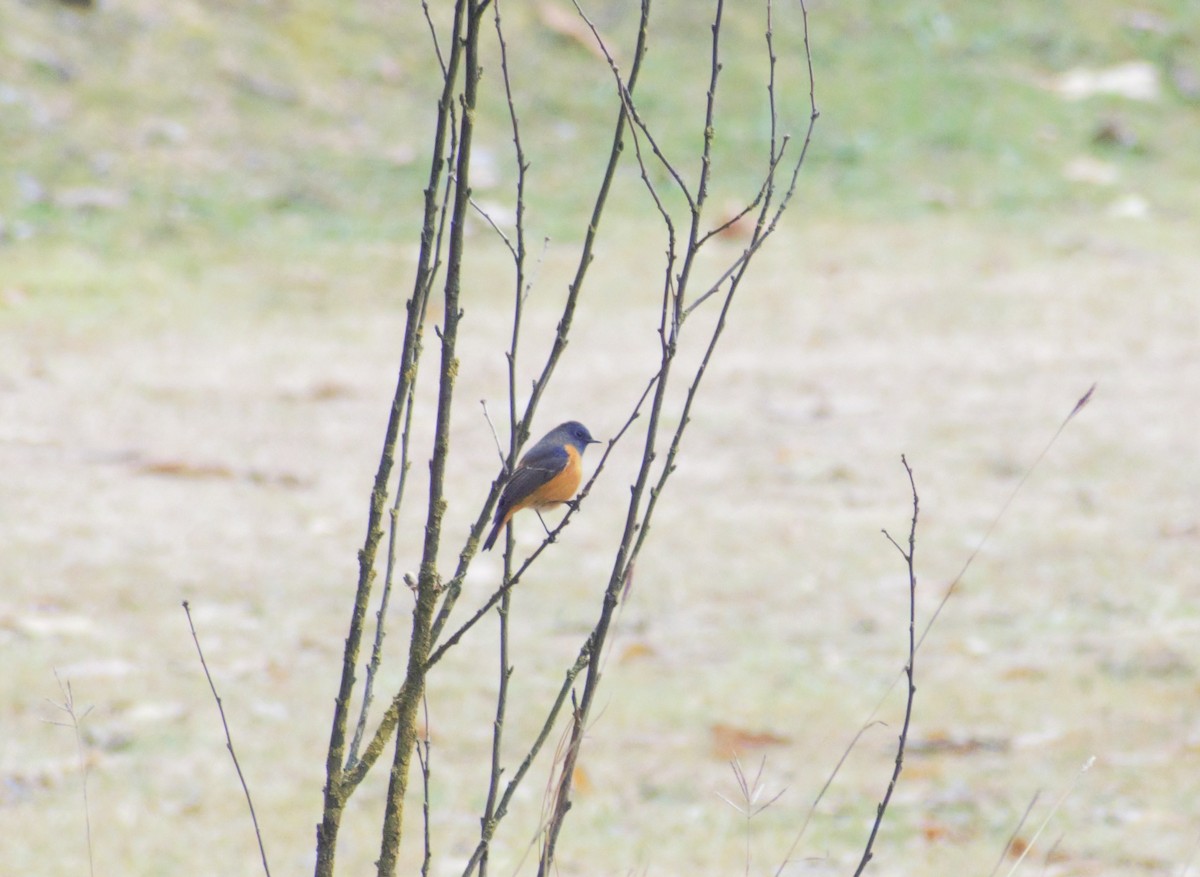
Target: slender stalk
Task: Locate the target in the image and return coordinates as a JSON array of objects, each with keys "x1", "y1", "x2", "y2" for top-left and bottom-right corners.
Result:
[
  {"x1": 375, "y1": 1, "x2": 489, "y2": 872},
  {"x1": 853, "y1": 457, "x2": 919, "y2": 876},
  {"x1": 184, "y1": 602, "x2": 272, "y2": 877},
  {"x1": 425, "y1": 0, "x2": 654, "y2": 652},
  {"x1": 313, "y1": 1, "x2": 469, "y2": 872},
  {"x1": 460, "y1": 644, "x2": 593, "y2": 877},
  {"x1": 478, "y1": 593, "x2": 512, "y2": 877}
]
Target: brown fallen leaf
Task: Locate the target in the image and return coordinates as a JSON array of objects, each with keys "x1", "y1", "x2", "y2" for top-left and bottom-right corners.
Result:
[
  {"x1": 710, "y1": 723, "x2": 791, "y2": 759},
  {"x1": 908, "y1": 730, "x2": 1011, "y2": 755},
  {"x1": 136, "y1": 459, "x2": 235, "y2": 479},
  {"x1": 920, "y1": 819, "x2": 950, "y2": 843},
  {"x1": 538, "y1": 2, "x2": 607, "y2": 61},
  {"x1": 133, "y1": 457, "x2": 306, "y2": 488},
  {"x1": 619, "y1": 642, "x2": 656, "y2": 663}
]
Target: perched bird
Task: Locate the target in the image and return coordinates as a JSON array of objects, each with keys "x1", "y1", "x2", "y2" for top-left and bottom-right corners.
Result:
[{"x1": 483, "y1": 421, "x2": 600, "y2": 551}]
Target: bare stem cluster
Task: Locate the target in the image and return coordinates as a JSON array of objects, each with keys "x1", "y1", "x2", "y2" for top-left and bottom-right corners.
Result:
[{"x1": 302, "y1": 2, "x2": 818, "y2": 876}]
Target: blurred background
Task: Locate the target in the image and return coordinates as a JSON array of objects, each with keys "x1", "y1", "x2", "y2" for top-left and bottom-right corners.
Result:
[{"x1": 2, "y1": 1, "x2": 1198, "y2": 875}]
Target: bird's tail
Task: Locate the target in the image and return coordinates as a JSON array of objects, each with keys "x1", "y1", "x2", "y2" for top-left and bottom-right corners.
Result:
[{"x1": 482, "y1": 516, "x2": 504, "y2": 551}]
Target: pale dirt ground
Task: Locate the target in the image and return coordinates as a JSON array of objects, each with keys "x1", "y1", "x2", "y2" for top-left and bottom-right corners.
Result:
[{"x1": 2, "y1": 214, "x2": 1198, "y2": 876}]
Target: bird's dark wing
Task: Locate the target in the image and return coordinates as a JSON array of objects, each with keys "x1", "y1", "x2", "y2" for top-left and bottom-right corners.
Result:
[
  {"x1": 483, "y1": 441, "x2": 570, "y2": 551},
  {"x1": 499, "y1": 444, "x2": 569, "y2": 513}
]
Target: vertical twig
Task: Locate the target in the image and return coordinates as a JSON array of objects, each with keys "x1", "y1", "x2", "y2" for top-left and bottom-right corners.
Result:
[
  {"x1": 314, "y1": 2, "x2": 469, "y2": 872},
  {"x1": 417, "y1": 693, "x2": 434, "y2": 877},
  {"x1": 319, "y1": 0, "x2": 821, "y2": 872},
  {"x1": 183, "y1": 601, "x2": 272, "y2": 877},
  {"x1": 538, "y1": 692, "x2": 587, "y2": 872},
  {"x1": 459, "y1": 643, "x2": 593, "y2": 877},
  {"x1": 375, "y1": 1, "x2": 490, "y2": 872},
  {"x1": 424, "y1": 0, "x2": 656, "y2": 653},
  {"x1": 478, "y1": 591, "x2": 512, "y2": 877},
  {"x1": 348, "y1": 175, "x2": 443, "y2": 769},
  {"x1": 852, "y1": 456, "x2": 919, "y2": 876},
  {"x1": 533, "y1": 3, "x2": 818, "y2": 870}
]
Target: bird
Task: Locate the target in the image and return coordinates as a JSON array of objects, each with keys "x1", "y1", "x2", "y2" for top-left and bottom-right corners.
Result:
[{"x1": 482, "y1": 421, "x2": 600, "y2": 551}]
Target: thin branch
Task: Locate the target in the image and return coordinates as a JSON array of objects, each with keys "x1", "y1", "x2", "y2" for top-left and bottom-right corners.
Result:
[
  {"x1": 573, "y1": 0, "x2": 685, "y2": 230},
  {"x1": 852, "y1": 456, "x2": 919, "y2": 876},
  {"x1": 572, "y1": 0, "x2": 695, "y2": 213},
  {"x1": 422, "y1": 0, "x2": 448, "y2": 78},
  {"x1": 418, "y1": 693, "x2": 433, "y2": 877},
  {"x1": 183, "y1": 601, "x2": 272, "y2": 877},
  {"x1": 693, "y1": 0, "x2": 726, "y2": 214},
  {"x1": 538, "y1": 692, "x2": 588, "y2": 874},
  {"x1": 459, "y1": 643, "x2": 594, "y2": 877},
  {"x1": 533, "y1": 3, "x2": 819, "y2": 869},
  {"x1": 477, "y1": 590, "x2": 513, "y2": 877},
  {"x1": 376, "y1": 0, "x2": 491, "y2": 871},
  {"x1": 347, "y1": 357, "x2": 421, "y2": 769},
  {"x1": 315, "y1": 1, "x2": 468, "y2": 868},
  {"x1": 683, "y1": 0, "x2": 819, "y2": 318},
  {"x1": 420, "y1": 0, "x2": 655, "y2": 659}
]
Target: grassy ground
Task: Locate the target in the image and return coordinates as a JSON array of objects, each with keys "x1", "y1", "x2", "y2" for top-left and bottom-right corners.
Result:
[{"x1": 2, "y1": 1, "x2": 1198, "y2": 875}]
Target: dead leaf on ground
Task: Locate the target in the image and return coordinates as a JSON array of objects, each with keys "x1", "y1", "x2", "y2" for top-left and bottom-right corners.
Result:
[
  {"x1": 538, "y1": 2, "x2": 607, "y2": 60},
  {"x1": 908, "y1": 730, "x2": 1011, "y2": 755},
  {"x1": 710, "y1": 722, "x2": 791, "y2": 759},
  {"x1": 133, "y1": 458, "x2": 307, "y2": 488},
  {"x1": 135, "y1": 459, "x2": 236, "y2": 479},
  {"x1": 619, "y1": 641, "x2": 656, "y2": 663}
]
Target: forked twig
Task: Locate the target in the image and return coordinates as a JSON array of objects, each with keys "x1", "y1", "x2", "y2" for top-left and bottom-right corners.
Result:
[
  {"x1": 530, "y1": 2, "x2": 819, "y2": 869},
  {"x1": 183, "y1": 601, "x2": 272, "y2": 877},
  {"x1": 852, "y1": 456, "x2": 919, "y2": 876}
]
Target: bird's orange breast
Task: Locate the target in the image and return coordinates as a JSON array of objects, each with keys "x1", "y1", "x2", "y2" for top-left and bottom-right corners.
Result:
[{"x1": 524, "y1": 444, "x2": 583, "y2": 509}]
